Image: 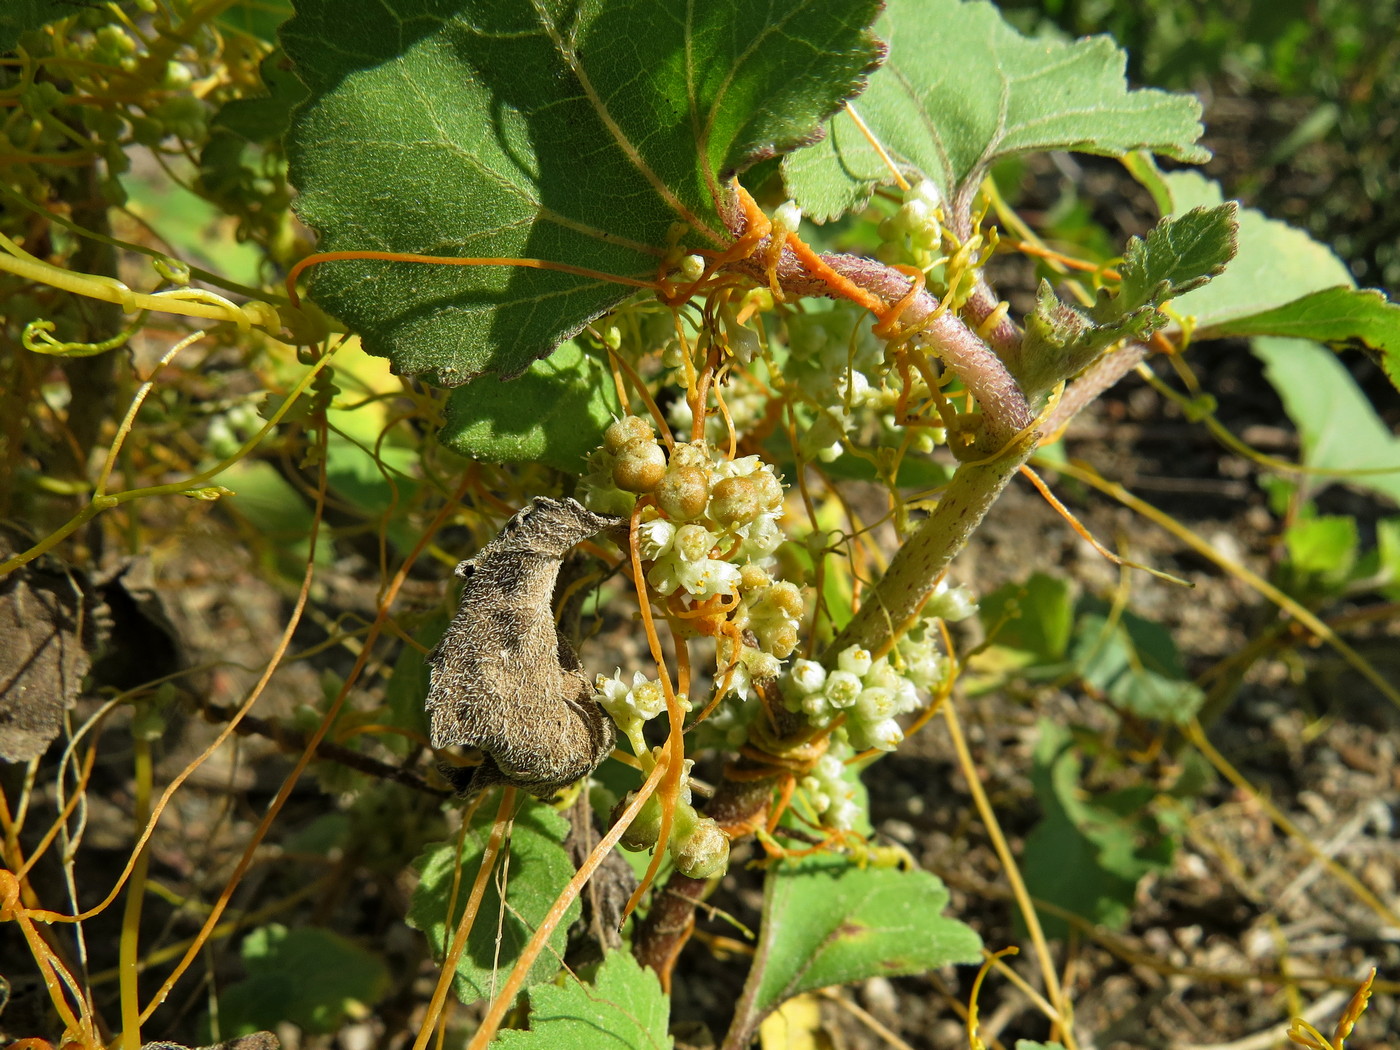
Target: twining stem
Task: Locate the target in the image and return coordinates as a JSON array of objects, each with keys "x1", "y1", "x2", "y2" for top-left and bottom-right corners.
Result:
[
  {"x1": 116, "y1": 735, "x2": 153, "y2": 1050},
  {"x1": 730, "y1": 246, "x2": 1033, "y2": 448}
]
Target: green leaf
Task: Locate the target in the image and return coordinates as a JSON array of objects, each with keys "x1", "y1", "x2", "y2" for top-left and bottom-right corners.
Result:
[
  {"x1": 1070, "y1": 603, "x2": 1205, "y2": 724},
  {"x1": 0, "y1": 0, "x2": 69, "y2": 54},
  {"x1": 978, "y1": 572, "x2": 1075, "y2": 666},
  {"x1": 439, "y1": 340, "x2": 621, "y2": 473},
  {"x1": 1281, "y1": 515, "x2": 1359, "y2": 598},
  {"x1": 1163, "y1": 172, "x2": 1400, "y2": 388},
  {"x1": 214, "y1": 924, "x2": 389, "y2": 1035},
  {"x1": 782, "y1": 0, "x2": 1207, "y2": 222},
  {"x1": 731, "y1": 856, "x2": 981, "y2": 1036},
  {"x1": 1253, "y1": 337, "x2": 1400, "y2": 506},
  {"x1": 1020, "y1": 722, "x2": 1175, "y2": 939},
  {"x1": 407, "y1": 800, "x2": 579, "y2": 1003},
  {"x1": 1375, "y1": 518, "x2": 1400, "y2": 601},
  {"x1": 284, "y1": 0, "x2": 883, "y2": 384},
  {"x1": 1016, "y1": 1043, "x2": 1069, "y2": 1050},
  {"x1": 494, "y1": 950, "x2": 672, "y2": 1049},
  {"x1": 1095, "y1": 205, "x2": 1238, "y2": 324},
  {"x1": 1017, "y1": 204, "x2": 1237, "y2": 394},
  {"x1": 1209, "y1": 287, "x2": 1400, "y2": 391},
  {"x1": 381, "y1": 613, "x2": 447, "y2": 751}
]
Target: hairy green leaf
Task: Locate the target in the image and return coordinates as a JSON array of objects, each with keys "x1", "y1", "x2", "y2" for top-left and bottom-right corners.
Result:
[
  {"x1": 731, "y1": 856, "x2": 981, "y2": 1038},
  {"x1": 494, "y1": 950, "x2": 672, "y2": 1049},
  {"x1": 1017, "y1": 205, "x2": 1236, "y2": 393},
  {"x1": 1096, "y1": 205, "x2": 1237, "y2": 323},
  {"x1": 439, "y1": 340, "x2": 620, "y2": 473},
  {"x1": 782, "y1": 0, "x2": 1207, "y2": 222},
  {"x1": 214, "y1": 924, "x2": 389, "y2": 1036},
  {"x1": 1021, "y1": 721, "x2": 1175, "y2": 939},
  {"x1": 1211, "y1": 288, "x2": 1400, "y2": 390},
  {"x1": 284, "y1": 0, "x2": 882, "y2": 384},
  {"x1": 1253, "y1": 337, "x2": 1400, "y2": 506},
  {"x1": 1164, "y1": 172, "x2": 1400, "y2": 389},
  {"x1": 407, "y1": 801, "x2": 578, "y2": 1003}
]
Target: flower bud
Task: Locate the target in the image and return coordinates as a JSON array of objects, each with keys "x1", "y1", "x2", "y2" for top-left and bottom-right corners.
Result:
[
  {"x1": 614, "y1": 792, "x2": 664, "y2": 851},
  {"x1": 710, "y1": 475, "x2": 762, "y2": 525}
]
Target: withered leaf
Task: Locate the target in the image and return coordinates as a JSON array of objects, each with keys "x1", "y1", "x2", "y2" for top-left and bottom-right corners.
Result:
[
  {"x1": 426, "y1": 497, "x2": 620, "y2": 799},
  {"x1": 0, "y1": 528, "x2": 97, "y2": 763}
]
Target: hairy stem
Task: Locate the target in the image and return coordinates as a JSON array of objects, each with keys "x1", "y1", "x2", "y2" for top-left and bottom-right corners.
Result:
[
  {"x1": 1042, "y1": 340, "x2": 1151, "y2": 436},
  {"x1": 828, "y1": 434, "x2": 1037, "y2": 659},
  {"x1": 724, "y1": 211, "x2": 1033, "y2": 447}
]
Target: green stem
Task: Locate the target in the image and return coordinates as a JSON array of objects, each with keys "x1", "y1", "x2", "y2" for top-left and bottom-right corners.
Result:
[
  {"x1": 117, "y1": 734, "x2": 153, "y2": 1050},
  {"x1": 827, "y1": 436, "x2": 1037, "y2": 661}
]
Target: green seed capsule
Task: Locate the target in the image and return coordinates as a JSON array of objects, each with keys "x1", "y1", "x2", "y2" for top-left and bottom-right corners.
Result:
[{"x1": 671, "y1": 815, "x2": 730, "y2": 879}]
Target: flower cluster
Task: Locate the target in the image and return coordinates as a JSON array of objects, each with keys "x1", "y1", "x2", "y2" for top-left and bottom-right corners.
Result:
[
  {"x1": 584, "y1": 419, "x2": 795, "y2": 692},
  {"x1": 784, "y1": 303, "x2": 942, "y2": 465},
  {"x1": 800, "y1": 744, "x2": 863, "y2": 831},
  {"x1": 592, "y1": 669, "x2": 687, "y2": 757},
  {"x1": 779, "y1": 599, "x2": 972, "y2": 753},
  {"x1": 874, "y1": 179, "x2": 944, "y2": 267}
]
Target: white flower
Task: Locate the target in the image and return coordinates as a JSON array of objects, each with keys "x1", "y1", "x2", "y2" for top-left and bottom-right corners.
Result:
[
  {"x1": 827, "y1": 797, "x2": 862, "y2": 831},
  {"x1": 836, "y1": 645, "x2": 873, "y2": 678},
  {"x1": 854, "y1": 686, "x2": 895, "y2": 722},
  {"x1": 673, "y1": 522, "x2": 713, "y2": 562},
  {"x1": 929, "y1": 579, "x2": 978, "y2": 622},
  {"x1": 677, "y1": 557, "x2": 742, "y2": 599},
  {"x1": 824, "y1": 670, "x2": 863, "y2": 709},
  {"x1": 638, "y1": 518, "x2": 676, "y2": 560},
  {"x1": 814, "y1": 753, "x2": 845, "y2": 783},
  {"x1": 787, "y1": 659, "x2": 826, "y2": 696},
  {"x1": 856, "y1": 718, "x2": 904, "y2": 752}
]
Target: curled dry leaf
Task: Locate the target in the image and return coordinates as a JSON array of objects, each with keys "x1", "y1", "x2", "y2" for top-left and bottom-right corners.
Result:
[
  {"x1": 0, "y1": 527, "x2": 98, "y2": 763},
  {"x1": 426, "y1": 496, "x2": 620, "y2": 798}
]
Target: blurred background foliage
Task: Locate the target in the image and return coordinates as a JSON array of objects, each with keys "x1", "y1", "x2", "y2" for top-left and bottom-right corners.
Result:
[{"x1": 997, "y1": 0, "x2": 1400, "y2": 294}]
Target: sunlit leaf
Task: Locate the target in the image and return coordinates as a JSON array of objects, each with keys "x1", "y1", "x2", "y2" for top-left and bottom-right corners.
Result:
[
  {"x1": 1018, "y1": 204, "x2": 1236, "y2": 393},
  {"x1": 729, "y1": 856, "x2": 981, "y2": 1037},
  {"x1": 284, "y1": 0, "x2": 882, "y2": 384},
  {"x1": 783, "y1": 0, "x2": 1207, "y2": 222},
  {"x1": 407, "y1": 800, "x2": 578, "y2": 1003},
  {"x1": 440, "y1": 339, "x2": 621, "y2": 473},
  {"x1": 1253, "y1": 337, "x2": 1400, "y2": 506},
  {"x1": 494, "y1": 950, "x2": 672, "y2": 1049},
  {"x1": 1164, "y1": 173, "x2": 1400, "y2": 389}
]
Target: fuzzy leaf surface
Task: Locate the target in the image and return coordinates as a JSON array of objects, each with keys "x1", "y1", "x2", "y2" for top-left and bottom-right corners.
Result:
[
  {"x1": 407, "y1": 801, "x2": 578, "y2": 1003},
  {"x1": 1017, "y1": 205, "x2": 1236, "y2": 393},
  {"x1": 493, "y1": 950, "x2": 672, "y2": 1049},
  {"x1": 440, "y1": 340, "x2": 621, "y2": 473},
  {"x1": 782, "y1": 0, "x2": 1207, "y2": 222},
  {"x1": 1164, "y1": 172, "x2": 1400, "y2": 389},
  {"x1": 284, "y1": 0, "x2": 882, "y2": 384},
  {"x1": 731, "y1": 856, "x2": 981, "y2": 1036}
]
